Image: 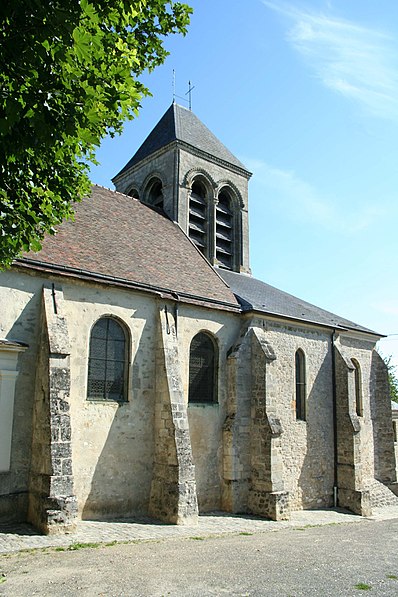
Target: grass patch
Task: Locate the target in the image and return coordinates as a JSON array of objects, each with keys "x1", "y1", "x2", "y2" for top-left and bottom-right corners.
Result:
[
  {"x1": 354, "y1": 583, "x2": 372, "y2": 591},
  {"x1": 0, "y1": 576, "x2": 6, "y2": 584},
  {"x1": 387, "y1": 575, "x2": 398, "y2": 580},
  {"x1": 239, "y1": 532, "x2": 253, "y2": 536},
  {"x1": 190, "y1": 536, "x2": 205, "y2": 541},
  {"x1": 67, "y1": 542, "x2": 100, "y2": 551}
]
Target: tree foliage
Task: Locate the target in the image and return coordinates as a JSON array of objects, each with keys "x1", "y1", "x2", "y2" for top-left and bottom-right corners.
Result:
[
  {"x1": 0, "y1": 0, "x2": 191, "y2": 267},
  {"x1": 384, "y1": 355, "x2": 398, "y2": 403}
]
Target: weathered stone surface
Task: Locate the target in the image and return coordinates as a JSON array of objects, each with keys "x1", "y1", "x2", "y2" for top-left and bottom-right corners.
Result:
[
  {"x1": 149, "y1": 305, "x2": 198, "y2": 524},
  {"x1": 1, "y1": 260, "x2": 396, "y2": 529},
  {"x1": 27, "y1": 287, "x2": 77, "y2": 535}
]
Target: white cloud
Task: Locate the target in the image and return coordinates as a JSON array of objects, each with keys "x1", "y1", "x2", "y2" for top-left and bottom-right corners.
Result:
[
  {"x1": 263, "y1": 1, "x2": 398, "y2": 122},
  {"x1": 245, "y1": 157, "x2": 385, "y2": 234}
]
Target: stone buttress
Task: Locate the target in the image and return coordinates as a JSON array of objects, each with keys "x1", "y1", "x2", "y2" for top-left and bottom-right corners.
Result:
[
  {"x1": 334, "y1": 337, "x2": 370, "y2": 516},
  {"x1": 28, "y1": 286, "x2": 78, "y2": 534},
  {"x1": 370, "y1": 351, "x2": 398, "y2": 496},
  {"x1": 149, "y1": 304, "x2": 198, "y2": 524},
  {"x1": 223, "y1": 323, "x2": 289, "y2": 520}
]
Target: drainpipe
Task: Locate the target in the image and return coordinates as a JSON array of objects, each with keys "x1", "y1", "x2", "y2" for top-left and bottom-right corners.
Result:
[{"x1": 331, "y1": 330, "x2": 338, "y2": 507}]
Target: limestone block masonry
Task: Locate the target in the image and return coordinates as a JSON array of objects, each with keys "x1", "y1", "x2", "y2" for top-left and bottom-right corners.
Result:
[
  {"x1": 149, "y1": 304, "x2": 198, "y2": 524},
  {"x1": 248, "y1": 326, "x2": 290, "y2": 521},
  {"x1": 28, "y1": 286, "x2": 78, "y2": 535},
  {"x1": 0, "y1": 343, "x2": 27, "y2": 473}
]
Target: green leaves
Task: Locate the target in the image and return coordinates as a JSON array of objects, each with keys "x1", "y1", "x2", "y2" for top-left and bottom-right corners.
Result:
[{"x1": 0, "y1": 0, "x2": 192, "y2": 268}]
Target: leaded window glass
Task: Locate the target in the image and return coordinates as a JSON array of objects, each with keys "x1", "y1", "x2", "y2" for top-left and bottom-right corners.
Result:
[
  {"x1": 295, "y1": 349, "x2": 306, "y2": 421},
  {"x1": 189, "y1": 332, "x2": 217, "y2": 403},
  {"x1": 352, "y1": 359, "x2": 363, "y2": 417},
  {"x1": 87, "y1": 318, "x2": 127, "y2": 402}
]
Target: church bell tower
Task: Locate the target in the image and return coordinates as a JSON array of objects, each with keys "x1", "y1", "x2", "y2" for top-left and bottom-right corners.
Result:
[{"x1": 112, "y1": 103, "x2": 252, "y2": 274}]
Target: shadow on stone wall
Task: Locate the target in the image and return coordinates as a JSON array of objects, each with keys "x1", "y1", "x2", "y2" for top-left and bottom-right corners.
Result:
[
  {"x1": 297, "y1": 354, "x2": 334, "y2": 509},
  {"x1": 370, "y1": 350, "x2": 396, "y2": 484},
  {"x1": 81, "y1": 320, "x2": 155, "y2": 521},
  {"x1": 1, "y1": 287, "x2": 42, "y2": 520}
]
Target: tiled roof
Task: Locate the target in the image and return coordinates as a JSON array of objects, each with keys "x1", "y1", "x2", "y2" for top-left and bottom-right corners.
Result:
[
  {"x1": 219, "y1": 269, "x2": 380, "y2": 335},
  {"x1": 16, "y1": 186, "x2": 240, "y2": 311},
  {"x1": 114, "y1": 103, "x2": 250, "y2": 178}
]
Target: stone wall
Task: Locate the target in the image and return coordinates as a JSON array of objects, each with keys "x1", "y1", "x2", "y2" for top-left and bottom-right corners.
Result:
[
  {"x1": 149, "y1": 304, "x2": 198, "y2": 524},
  {"x1": 180, "y1": 306, "x2": 241, "y2": 512},
  {"x1": 263, "y1": 319, "x2": 335, "y2": 511},
  {"x1": 64, "y1": 281, "x2": 158, "y2": 519},
  {"x1": 28, "y1": 286, "x2": 77, "y2": 534},
  {"x1": 2, "y1": 267, "x2": 395, "y2": 529},
  {"x1": 0, "y1": 270, "x2": 43, "y2": 521},
  {"x1": 222, "y1": 316, "x2": 335, "y2": 517}
]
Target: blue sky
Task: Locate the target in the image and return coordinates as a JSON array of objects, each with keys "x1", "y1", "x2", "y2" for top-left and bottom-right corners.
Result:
[{"x1": 90, "y1": 0, "x2": 398, "y2": 368}]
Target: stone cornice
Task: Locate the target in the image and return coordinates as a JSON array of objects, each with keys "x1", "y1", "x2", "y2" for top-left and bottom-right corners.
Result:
[{"x1": 113, "y1": 140, "x2": 252, "y2": 184}]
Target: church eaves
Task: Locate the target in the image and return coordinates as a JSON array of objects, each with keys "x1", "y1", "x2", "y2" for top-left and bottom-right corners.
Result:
[
  {"x1": 15, "y1": 185, "x2": 240, "y2": 312},
  {"x1": 113, "y1": 103, "x2": 250, "y2": 179}
]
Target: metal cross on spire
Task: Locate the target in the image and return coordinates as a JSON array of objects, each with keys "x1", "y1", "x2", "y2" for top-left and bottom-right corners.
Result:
[
  {"x1": 185, "y1": 80, "x2": 195, "y2": 111},
  {"x1": 172, "y1": 71, "x2": 195, "y2": 110}
]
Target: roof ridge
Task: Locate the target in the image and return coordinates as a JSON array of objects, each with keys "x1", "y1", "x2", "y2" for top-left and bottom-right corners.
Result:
[{"x1": 92, "y1": 183, "x2": 140, "y2": 203}]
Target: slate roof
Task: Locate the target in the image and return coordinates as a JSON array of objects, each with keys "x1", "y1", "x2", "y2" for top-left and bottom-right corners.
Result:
[
  {"x1": 16, "y1": 185, "x2": 240, "y2": 311},
  {"x1": 219, "y1": 269, "x2": 380, "y2": 336},
  {"x1": 0, "y1": 339, "x2": 28, "y2": 349},
  {"x1": 114, "y1": 103, "x2": 250, "y2": 178}
]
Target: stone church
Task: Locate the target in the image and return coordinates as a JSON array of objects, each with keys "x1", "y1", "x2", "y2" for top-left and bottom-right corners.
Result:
[{"x1": 1, "y1": 103, "x2": 397, "y2": 534}]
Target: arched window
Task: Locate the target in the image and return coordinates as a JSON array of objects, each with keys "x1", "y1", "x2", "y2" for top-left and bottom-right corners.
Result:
[
  {"x1": 127, "y1": 188, "x2": 139, "y2": 200},
  {"x1": 216, "y1": 188, "x2": 234, "y2": 269},
  {"x1": 352, "y1": 359, "x2": 363, "y2": 417},
  {"x1": 295, "y1": 349, "x2": 306, "y2": 421},
  {"x1": 189, "y1": 181, "x2": 208, "y2": 257},
  {"x1": 145, "y1": 178, "x2": 163, "y2": 210},
  {"x1": 189, "y1": 332, "x2": 217, "y2": 403},
  {"x1": 87, "y1": 317, "x2": 128, "y2": 402}
]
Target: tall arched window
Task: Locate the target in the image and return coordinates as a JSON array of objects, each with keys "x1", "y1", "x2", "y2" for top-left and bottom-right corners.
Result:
[
  {"x1": 352, "y1": 359, "x2": 363, "y2": 417},
  {"x1": 87, "y1": 317, "x2": 128, "y2": 402},
  {"x1": 189, "y1": 181, "x2": 208, "y2": 257},
  {"x1": 189, "y1": 332, "x2": 217, "y2": 403},
  {"x1": 295, "y1": 349, "x2": 306, "y2": 421},
  {"x1": 216, "y1": 188, "x2": 234, "y2": 269}
]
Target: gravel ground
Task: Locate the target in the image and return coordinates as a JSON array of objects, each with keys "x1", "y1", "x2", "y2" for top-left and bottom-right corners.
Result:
[{"x1": 1, "y1": 518, "x2": 398, "y2": 596}]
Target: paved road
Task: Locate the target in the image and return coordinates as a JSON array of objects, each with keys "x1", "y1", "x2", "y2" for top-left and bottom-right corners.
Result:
[{"x1": 1, "y1": 513, "x2": 398, "y2": 596}]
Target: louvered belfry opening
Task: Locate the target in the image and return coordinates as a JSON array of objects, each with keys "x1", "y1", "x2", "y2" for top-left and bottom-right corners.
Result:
[
  {"x1": 87, "y1": 317, "x2": 127, "y2": 401},
  {"x1": 216, "y1": 189, "x2": 233, "y2": 269},
  {"x1": 189, "y1": 332, "x2": 217, "y2": 403},
  {"x1": 189, "y1": 181, "x2": 208, "y2": 257}
]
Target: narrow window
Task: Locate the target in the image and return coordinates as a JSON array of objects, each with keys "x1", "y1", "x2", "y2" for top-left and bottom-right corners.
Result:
[
  {"x1": 87, "y1": 317, "x2": 128, "y2": 402},
  {"x1": 352, "y1": 359, "x2": 363, "y2": 416},
  {"x1": 189, "y1": 332, "x2": 217, "y2": 403},
  {"x1": 295, "y1": 349, "x2": 306, "y2": 421},
  {"x1": 216, "y1": 189, "x2": 233, "y2": 269},
  {"x1": 189, "y1": 181, "x2": 208, "y2": 257}
]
